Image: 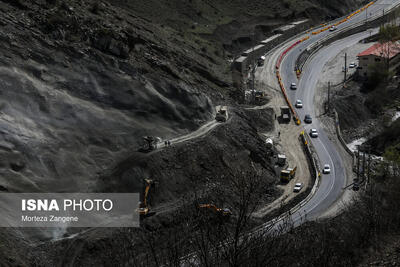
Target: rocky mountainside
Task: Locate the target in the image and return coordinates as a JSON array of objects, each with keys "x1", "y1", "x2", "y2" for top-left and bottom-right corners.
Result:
[
  {"x1": 0, "y1": 0, "x2": 372, "y2": 265},
  {"x1": 0, "y1": 0, "x2": 369, "y2": 193},
  {"x1": 109, "y1": 0, "x2": 369, "y2": 52},
  {"x1": 0, "y1": 0, "x2": 230, "y2": 194}
]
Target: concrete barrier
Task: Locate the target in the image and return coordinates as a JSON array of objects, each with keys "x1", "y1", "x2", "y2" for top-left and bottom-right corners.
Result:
[
  {"x1": 334, "y1": 109, "x2": 356, "y2": 170},
  {"x1": 276, "y1": 72, "x2": 301, "y2": 125},
  {"x1": 311, "y1": 1, "x2": 375, "y2": 35},
  {"x1": 232, "y1": 20, "x2": 311, "y2": 83},
  {"x1": 296, "y1": 1, "x2": 400, "y2": 73},
  {"x1": 251, "y1": 131, "x2": 321, "y2": 234}
]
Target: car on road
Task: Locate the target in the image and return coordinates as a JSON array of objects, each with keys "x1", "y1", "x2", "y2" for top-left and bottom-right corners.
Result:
[
  {"x1": 349, "y1": 62, "x2": 356, "y2": 68},
  {"x1": 290, "y1": 83, "x2": 297, "y2": 90},
  {"x1": 309, "y1": 128, "x2": 318, "y2": 138},
  {"x1": 304, "y1": 114, "x2": 312, "y2": 124},
  {"x1": 323, "y1": 164, "x2": 331, "y2": 174},
  {"x1": 295, "y1": 99, "x2": 303, "y2": 108},
  {"x1": 329, "y1": 26, "x2": 336, "y2": 32},
  {"x1": 293, "y1": 183, "x2": 303, "y2": 192}
]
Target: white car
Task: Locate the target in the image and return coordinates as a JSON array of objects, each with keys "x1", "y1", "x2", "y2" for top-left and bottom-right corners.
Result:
[
  {"x1": 293, "y1": 183, "x2": 303, "y2": 192},
  {"x1": 290, "y1": 83, "x2": 297, "y2": 90},
  {"x1": 310, "y1": 129, "x2": 318, "y2": 138},
  {"x1": 323, "y1": 164, "x2": 331, "y2": 174},
  {"x1": 349, "y1": 62, "x2": 356, "y2": 68},
  {"x1": 329, "y1": 26, "x2": 336, "y2": 31},
  {"x1": 295, "y1": 99, "x2": 303, "y2": 108}
]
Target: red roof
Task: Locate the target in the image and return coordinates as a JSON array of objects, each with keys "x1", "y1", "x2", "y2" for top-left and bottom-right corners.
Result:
[{"x1": 358, "y1": 42, "x2": 400, "y2": 59}]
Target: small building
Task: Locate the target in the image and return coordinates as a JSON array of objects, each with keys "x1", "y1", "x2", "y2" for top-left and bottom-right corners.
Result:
[{"x1": 357, "y1": 41, "x2": 400, "y2": 77}]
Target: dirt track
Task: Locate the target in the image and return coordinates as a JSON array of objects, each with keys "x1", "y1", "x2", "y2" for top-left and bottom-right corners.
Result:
[{"x1": 252, "y1": 42, "x2": 311, "y2": 218}]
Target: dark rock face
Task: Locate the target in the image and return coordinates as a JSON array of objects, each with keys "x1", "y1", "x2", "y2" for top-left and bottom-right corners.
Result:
[
  {"x1": 0, "y1": 1, "x2": 218, "y2": 193},
  {"x1": 0, "y1": 0, "x2": 373, "y2": 265},
  {"x1": 91, "y1": 31, "x2": 130, "y2": 59}
]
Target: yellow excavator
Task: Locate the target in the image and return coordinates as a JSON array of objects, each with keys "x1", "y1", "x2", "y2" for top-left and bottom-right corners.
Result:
[
  {"x1": 280, "y1": 166, "x2": 297, "y2": 183},
  {"x1": 137, "y1": 179, "x2": 154, "y2": 216},
  {"x1": 199, "y1": 204, "x2": 232, "y2": 217},
  {"x1": 255, "y1": 91, "x2": 265, "y2": 101}
]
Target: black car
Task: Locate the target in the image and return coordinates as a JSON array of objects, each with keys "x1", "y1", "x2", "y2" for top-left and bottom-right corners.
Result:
[
  {"x1": 353, "y1": 183, "x2": 360, "y2": 191},
  {"x1": 304, "y1": 114, "x2": 312, "y2": 123}
]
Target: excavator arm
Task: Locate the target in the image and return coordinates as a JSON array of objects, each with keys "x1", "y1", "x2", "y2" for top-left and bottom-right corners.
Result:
[
  {"x1": 291, "y1": 166, "x2": 297, "y2": 177},
  {"x1": 138, "y1": 179, "x2": 154, "y2": 216},
  {"x1": 199, "y1": 204, "x2": 231, "y2": 217},
  {"x1": 143, "y1": 185, "x2": 150, "y2": 207},
  {"x1": 199, "y1": 204, "x2": 219, "y2": 212},
  {"x1": 143, "y1": 179, "x2": 153, "y2": 207}
]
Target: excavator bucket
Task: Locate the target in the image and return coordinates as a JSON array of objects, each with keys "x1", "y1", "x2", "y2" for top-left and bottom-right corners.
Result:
[
  {"x1": 291, "y1": 166, "x2": 297, "y2": 178},
  {"x1": 199, "y1": 204, "x2": 232, "y2": 217},
  {"x1": 222, "y1": 208, "x2": 232, "y2": 216},
  {"x1": 137, "y1": 179, "x2": 156, "y2": 217}
]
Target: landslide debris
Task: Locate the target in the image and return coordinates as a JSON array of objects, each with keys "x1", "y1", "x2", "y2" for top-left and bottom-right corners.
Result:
[{"x1": 0, "y1": 0, "x2": 377, "y2": 265}]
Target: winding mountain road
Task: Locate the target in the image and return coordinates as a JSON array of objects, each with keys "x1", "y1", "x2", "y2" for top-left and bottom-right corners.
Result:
[{"x1": 260, "y1": 0, "x2": 400, "y2": 228}]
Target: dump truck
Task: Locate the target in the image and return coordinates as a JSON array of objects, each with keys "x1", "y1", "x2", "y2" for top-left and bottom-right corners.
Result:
[
  {"x1": 215, "y1": 106, "x2": 228, "y2": 122},
  {"x1": 141, "y1": 136, "x2": 162, "y2": 152},
  {"x1": 280, "y1": 166, "x2": 297, "y2": 183},
  {"x1": 280, "y1": 106, "x2": 291, "y2": 123},
  {"x1": 137, "y1": 179, "x2": 154, "y2": 216},
  {"x1": 277, "y1": 154, "x2": 286, "y2": 166},
  {"x1": 199, "y1": 204, "x2": 232, "y2": 217}
]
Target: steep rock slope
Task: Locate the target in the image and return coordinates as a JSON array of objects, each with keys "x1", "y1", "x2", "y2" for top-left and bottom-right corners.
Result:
[
  {"x1": 0, "y1": 0, "x2": 229, "y2": 193},
  {"x1": 0, "y1": 0, "x2": 374, "y2": 264}
]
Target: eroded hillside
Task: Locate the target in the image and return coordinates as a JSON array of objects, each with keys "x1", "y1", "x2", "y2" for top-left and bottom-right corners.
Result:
[{"x1": 0, "y1": 0, "x2": 373, "y2": 265}]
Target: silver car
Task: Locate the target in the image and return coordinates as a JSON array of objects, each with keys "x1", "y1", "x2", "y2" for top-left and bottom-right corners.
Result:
[
  {"x1": 310, "y1": 129, "x2": 318, "y2": 138},
  {"x1": 295, "y1": 99, "x2": 303, "y2": 108},
  {"x1": 293, "y1": 183, "x2": 303, "y2": 192},
  {"x1": 323, "y1": 164, "x2": 331, "y2": 174}
]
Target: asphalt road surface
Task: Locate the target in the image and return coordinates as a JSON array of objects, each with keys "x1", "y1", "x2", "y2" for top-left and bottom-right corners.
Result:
[{"x1": 271, "y1": 0, "x2": 400, "y2": 228}]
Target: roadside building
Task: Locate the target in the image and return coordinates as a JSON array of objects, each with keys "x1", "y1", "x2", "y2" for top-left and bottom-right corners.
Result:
[{"x1": 357, "y1": 41, "x2": 400, "y2": 78}]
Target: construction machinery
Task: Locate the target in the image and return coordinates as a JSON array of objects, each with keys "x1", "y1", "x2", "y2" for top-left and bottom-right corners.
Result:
[
  {"x1": 141, "y1": 136, "x2": 162, "y2": 152},
  {"x1": 255, "y1": 90, "x2": 265, "y2": 101},
  {"x1": 277, "y1": 154, "x2": 287, "y2": 166},
  {"x1": 280, "y1": 106, "x2": 291, "y2": 123},
  {"x1": 215, "y1": 106, "x2": 228, "y2": 122},
  {"x1": 137, "y1": 179, "x2": 154, "y2": 216},
  {"x1": 280, "y1": 166, "x2": 297, "y2": 183},
  {"x1": 265, "y1": 138, "x2": 273, "y2": 149},
  {"x1": 199, "y1": 204, "x2": 232, "y2": 217},
  {"x1": 258, "y1": 56, "x2": 266, "y2": 66}
]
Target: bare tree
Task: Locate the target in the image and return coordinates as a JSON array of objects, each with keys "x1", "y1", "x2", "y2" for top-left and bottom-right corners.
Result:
[{"x1": 378, "y1": 24, "x2": 400, "y2": 71}]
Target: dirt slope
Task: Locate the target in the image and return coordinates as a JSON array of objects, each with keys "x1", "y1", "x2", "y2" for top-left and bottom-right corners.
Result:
[
  {"x1": 107, "y1": 0, "x2": 368, "y2": 52},
  {"x1": 0, "y1": 0, "x2": 374, "y2": 265}
]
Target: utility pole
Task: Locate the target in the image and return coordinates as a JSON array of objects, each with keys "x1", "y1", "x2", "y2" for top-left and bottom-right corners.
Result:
[
  {"x1": 344, "y1": 53, "x2": 347, "y2": 85},
  {"x1": 383, "y1": 9, "x2": 385, "y2": 26},
  {"x1": 367, "y1": 153, "x2": 371, "y2": 185},
  {"x1": 251, "y1": 60, "x2": 255, "y2": 101},
  {"x1": 251, "y1": 33, "x2": 256, "y2": 103},
  {"x1": 327, "y1": 81, "x2": 331, "y2": 113},
  {"x1": 362, "y1": 149, "x2": 366, "y2": 181},
  {"x1": 357, "y1": 148, "x2": 360, "y2": 180}
]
